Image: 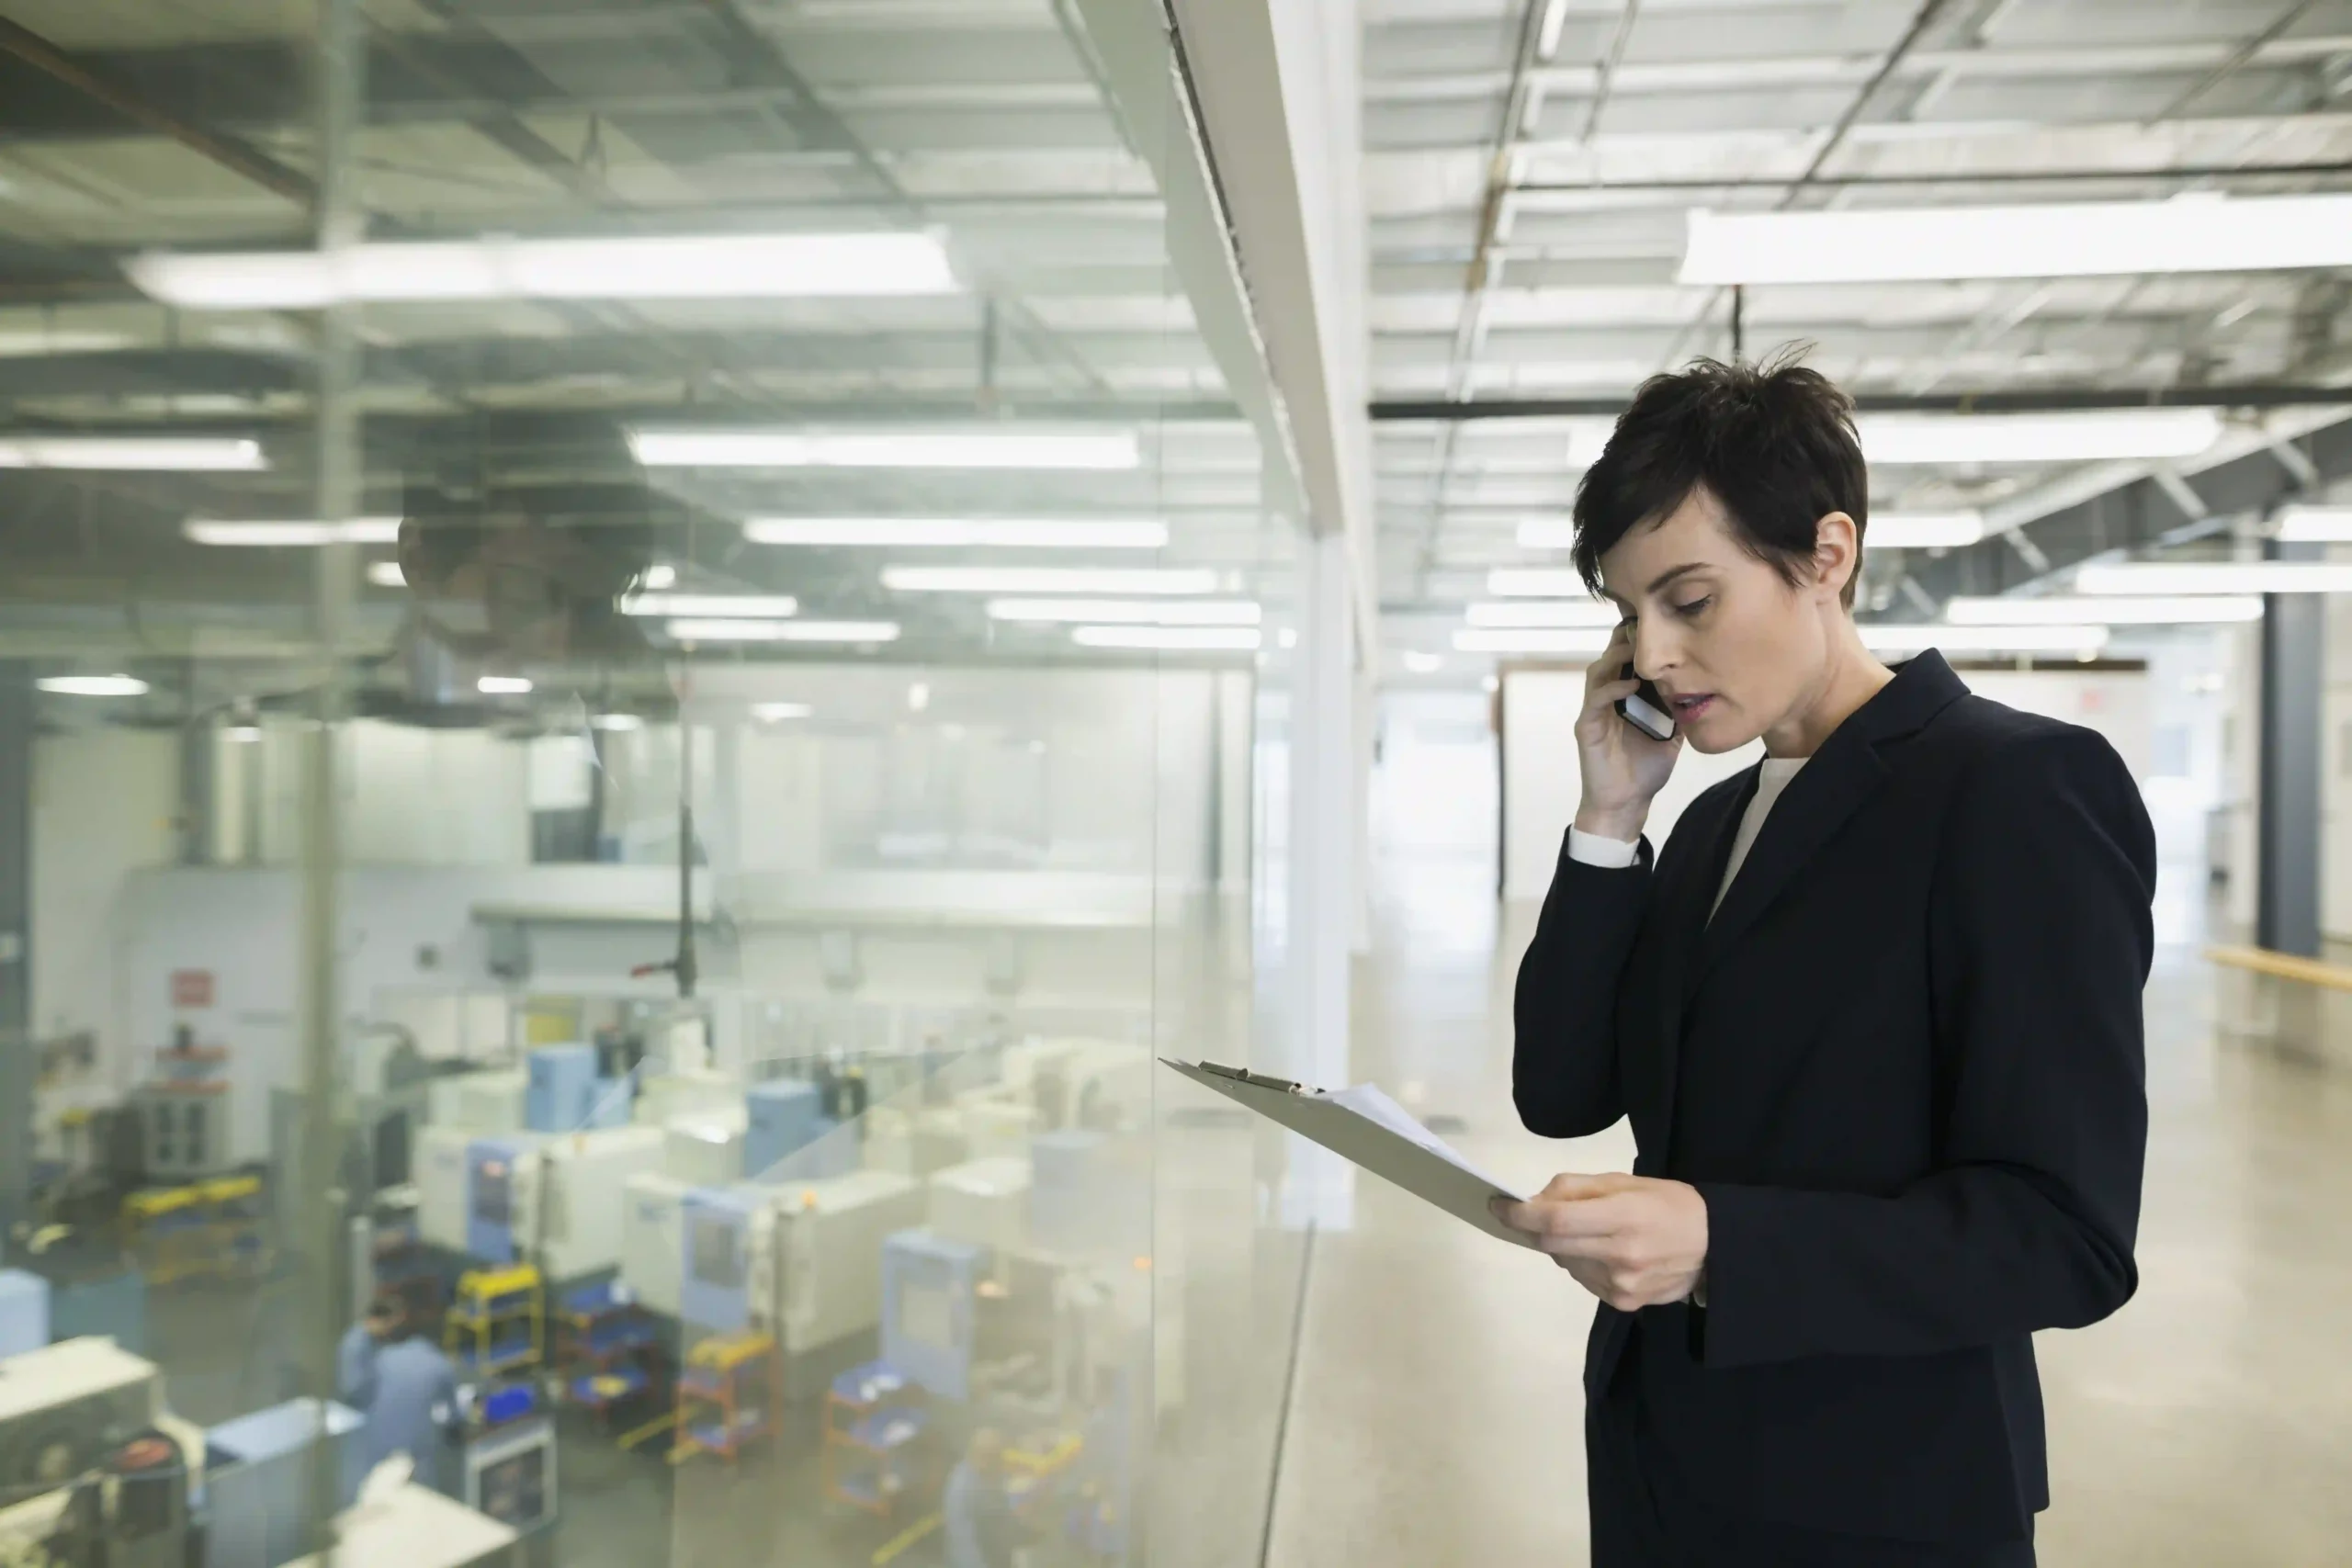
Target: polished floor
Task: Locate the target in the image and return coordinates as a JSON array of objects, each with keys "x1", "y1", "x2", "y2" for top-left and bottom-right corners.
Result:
[{"x1": 1262, "y1": 837, "x2": 2352, "y2": 1566}]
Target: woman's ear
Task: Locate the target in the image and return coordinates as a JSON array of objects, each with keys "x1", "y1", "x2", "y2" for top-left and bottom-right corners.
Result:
[{"x1": 1813, "y1": 511, "x2": 1860, "y2": 600}]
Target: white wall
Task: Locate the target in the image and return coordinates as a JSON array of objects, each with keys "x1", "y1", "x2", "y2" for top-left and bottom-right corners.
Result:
[{"x1": 30, "y1": 728, "x2": 177, "y2": 1041}]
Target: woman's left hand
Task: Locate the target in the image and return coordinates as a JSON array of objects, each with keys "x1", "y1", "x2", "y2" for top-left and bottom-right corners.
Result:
[{"x1": 1492, "y1": 1173, "x2": 1710, "y2": 1312}]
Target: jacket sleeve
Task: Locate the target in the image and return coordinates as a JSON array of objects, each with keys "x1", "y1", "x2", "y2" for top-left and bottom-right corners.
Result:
[
  {"x1": 1695, "y1": 728, "x2": 2155, "y2": 1367},
  {"x1": 1512, "y1": 831, "x2": 1655, "y2": 1139}
]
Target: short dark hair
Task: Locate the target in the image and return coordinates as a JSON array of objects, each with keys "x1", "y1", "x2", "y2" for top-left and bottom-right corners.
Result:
[{"x1": 1570, "y1": 350, "x2": 1869, "y2": 609}]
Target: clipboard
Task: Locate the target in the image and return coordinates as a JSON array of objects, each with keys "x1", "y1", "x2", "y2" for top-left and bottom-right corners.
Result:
[{"x1": 1161, "y1": 1058, "x2": 1537, "y2": 1249}]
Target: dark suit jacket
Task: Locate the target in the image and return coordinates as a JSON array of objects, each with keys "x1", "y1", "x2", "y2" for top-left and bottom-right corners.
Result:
[{"x1": 1514, "y1": 649, "x2": 2156, "y2": 1544}]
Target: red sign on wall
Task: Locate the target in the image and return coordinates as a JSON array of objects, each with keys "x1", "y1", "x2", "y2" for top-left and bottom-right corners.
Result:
[{"x1": 170, "y1": 970, "x2": 215, "y2": 1010}]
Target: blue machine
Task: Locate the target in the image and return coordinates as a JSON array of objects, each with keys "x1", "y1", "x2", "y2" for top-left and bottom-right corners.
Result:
[
  {"x1": 467, "y1": 1136, "x2": 534, "y2": 1262},
  {"x1": 526, "y1": 1044, "x2": 630, "y2": 1131},
  {"x1": 0, "y1": 1269, "x2": 50, "y2": 1357},
  {"x1": 880, "y1": 1230, "x2": 979, "y2": 1401},
  {"x1": 744, "y1": 1078, "x2": 848, "y2": 1179},
  {"x1": 677, "y1": 1185, "x2": 761, "y2": 1334},
  {"x1": 204, "y1": 1398, "x2": 366, "y2": 1568}
]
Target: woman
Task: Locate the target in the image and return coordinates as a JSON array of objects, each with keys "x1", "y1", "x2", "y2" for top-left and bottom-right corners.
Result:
[{"x1": 1499, "y1": 355, "x2": 2156, "y2": 1567}]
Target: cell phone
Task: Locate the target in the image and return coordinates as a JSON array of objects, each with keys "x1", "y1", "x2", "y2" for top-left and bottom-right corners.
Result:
[{"x1": 1614, "y1": 663, "x2": 1676, "y2": 742}]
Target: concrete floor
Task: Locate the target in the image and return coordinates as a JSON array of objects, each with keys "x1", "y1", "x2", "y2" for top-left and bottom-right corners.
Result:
[{"x1": 1261, "y1": 842, "x2": 2352, "y2": 1567}]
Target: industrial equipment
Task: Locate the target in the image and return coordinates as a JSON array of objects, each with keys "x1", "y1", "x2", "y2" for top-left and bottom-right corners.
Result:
[
  {"x1": 927, "y1": 1158, "x2": 1032, "y2": 1255},
  {"x1": 619, "y1": 1171, "x2": 694, "y2": 1319},
  {"x1": 462, "y1": 1136, "x2": 539, "y2": 1264},
  {"x1": 0, "y1": 1339, "x2": 162, "y2": 1497},
  {"x1": 446, "y1": 1266, "x2": 545, "y2": 1381},
  {"x1": 743, "y1": 1079, "x2": 842, "y2": 1179},
  {"x1": 1030, "y1": 1131, "x2": 1146, "y2": 1258},
  {"x1": 662, "y1": 1109, "x2": 745, "y2": 1189},
  {"x1": 461, "y1": 1416, "x2": 555, "y2": 1533},
  {"x1": 669, "y1": 1334, "x2": 776, "y2": 1463},
  {"x1": 203, "y1": 1398, "x2": 366, "y2": 1568},
  {"x1": 879, "y1": 1232, "x2": 980, "y2": 1401},
  {"x1": 0, "y1": 1272, "x2": 51, "y2": 1359},
  {"x1": 678, "y1": 1173, "x2": 926, "y2": 1395},
  {"x1": 124, "y1": 1088, "x2": 231, "y2": 1183},
  {"x1": 632, "y1": 1071, "x2": 737, "y2": 1129},
  {"x1": 958, "y1": 1098, "x2": 1037, "y2": 1161},
  {"x1": 277, "y1": 1480, "x2": 521, "y2": 1568},
  {"x1": 861, "y1": 1106, "x2": 968, "y2": 1179},
  {"x1": 505, "y1": 1128, "x2": 664, "y2": 1280},
  {"x1": 415, "y1": 1126, "x2": 518, "y2": 1256},
  {"x1": 524, "y1": 1045, "x2": 628, "y2": 1133},
  {"x1": 427, "y1": 1072, "x2": 527, "y2": 1135}
]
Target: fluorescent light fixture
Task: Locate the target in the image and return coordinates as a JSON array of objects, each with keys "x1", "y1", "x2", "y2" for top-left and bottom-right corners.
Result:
[
  {"x1": 185, "y1": 516, "x2": 402, "y2": 547},
  {"x1": 1072, "y1": 626, "x2": 1263, "y2": 651},
  {"x1": 368, "y1": 562, "x2": 407, "y2": 588},
  {"x1": 1870, "y1": 511, "x2": 1987, "y2": 549},
  {"x1": 225, "y1": 725, "x2": 263, "y2": 743},
  {"x1": 752, "y1": 702, "x2": 814, "y2": 722},
  {"x1": 0, "y1": 437, "x2": 265, "y2": 470},
  {"x1": 642, "y1": 563, "x2": 678, "y2": 591},
  {"x1": 128, "y1": 232, "x2": 957, "y2": 308},
  {"x1": 907, "y1": 682, "x2": 930, "y2": 713},
  {"x1": 665, "y1": 619, "x2": 901, "y2": 643},
  {"x1": 1946, "y1": 594, "x2": 2265, "y2": 626},
  {"x1": 1453, "y1": 628, "x2": 1612, "y2": 656},
  {"x1": 2075, "y1": 560, "x2": 2352, "y2": 595},
  {"x1": 478, "y1": 675, "x2": 534, "y2": 695},
  {"x1": 986, "y1": 598, "x2": 1261, "y2": 626},
  {"x1": 628, "y1": 428, "x2": 1139, "y2": 471},
  {"x1": 620, "y1": 593, "x2": 799, "y2": 619},
  {"x1": 591, "y1": 713, "x2": 644, "y2": 732},
  {"x1": 1465, "y1": 599, "x2": 1620, "y2": 628},
  {"x1": 1858, "y1": 624, "x2": 2110, "y2": 655},
  {"x1": 883, "y1": 566, "x2": 1216, "y2": 595},
  {"x1": 745, "y1": 516, "x2": 1168, "y2": 549},
  {"x1": 1487, "y1": 569, "x2": 1596, "y2": 598},
  {"x1": 2274, "y1": 504, "x2": 2352, "y2": 543},
  {"x1": 37, "y1": 674, "x2": 149, "y2": 696},
  {"x1": 1517, "y1": 518, "x2": 1577, "y2": 549},
  {"x1": 1857, "y1": 410, "x2": 2222, "y2": 466},
  {"x1": 1402, "y1": 651, "x2": 1445, "y2": 673},
  {"x1": 1680, "y1": 193, "x2": 2352, "y2": 286}
]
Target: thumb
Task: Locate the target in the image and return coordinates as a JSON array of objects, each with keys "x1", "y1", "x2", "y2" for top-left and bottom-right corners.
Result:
[{"x1": 1535, "y1": 1171, "x2": 1631, "y2": 1201}]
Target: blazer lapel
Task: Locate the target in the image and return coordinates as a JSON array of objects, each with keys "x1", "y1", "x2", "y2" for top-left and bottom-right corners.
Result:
[
  {"x1": 1646, "y1": 773, "x2": 1750, "y2": 1172},
  {"x1": 1696, "y1": 650, "x2": 1972, "y2": 986}
]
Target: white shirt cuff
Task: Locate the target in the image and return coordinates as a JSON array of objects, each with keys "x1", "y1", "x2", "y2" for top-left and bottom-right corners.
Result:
[{"x1": 1566, "y1": 828, "x2": 1641, "y2": 869}]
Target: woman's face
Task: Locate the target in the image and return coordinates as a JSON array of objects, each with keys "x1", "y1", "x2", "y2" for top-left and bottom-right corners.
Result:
[{"x1": 1597, "y1": 485, "x2": 1851, "y2": 755}]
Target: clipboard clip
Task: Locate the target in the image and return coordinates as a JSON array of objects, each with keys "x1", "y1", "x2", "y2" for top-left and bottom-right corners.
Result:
[{"x1": 1197, "y1": 1060, "x2": 1305, "y2": 1095}]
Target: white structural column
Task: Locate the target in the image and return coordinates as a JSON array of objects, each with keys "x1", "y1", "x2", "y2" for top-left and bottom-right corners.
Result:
[
  {"x1": 1283, "y1": 532, "x2": 1360, "y2": 1228},
  {"x1": 1170, "y1": 0, "x2": 1380, "y2": 658}
]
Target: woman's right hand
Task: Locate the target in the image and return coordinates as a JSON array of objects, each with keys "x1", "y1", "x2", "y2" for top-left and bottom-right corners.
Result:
[{"x1": 1573, "y1": 622, "x2": 1681, "y2": 843}]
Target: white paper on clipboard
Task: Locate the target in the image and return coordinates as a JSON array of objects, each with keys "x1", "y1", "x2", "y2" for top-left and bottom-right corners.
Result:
[{"x1": 1161, "y1": 1058, "x2": 1538, "y2": 1249}]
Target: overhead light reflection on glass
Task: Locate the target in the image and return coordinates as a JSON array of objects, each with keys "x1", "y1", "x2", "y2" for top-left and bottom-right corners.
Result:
[
  {"x1": 620, "y1": 593, "x2": 799, "y2": 619},
  {"x1": 1071, "y1": 626, "x2": 1262, "y2": 651},
  {"x1": 883, "y1": 567, "x2": 1216, "y2": 595},
  {"x1": 185, "y1": 517, "x2": 404, "y2": 547},
  {"x1": 2075, "y1": 560, "x2": 2352, "y2": 595},
  {"x1": 664, "y1": 619, "x2": 901, "y2": 644},
  {"x1": 129, "y1": 231, "x2": 959, "y2": 308},
  {"x1": 628, "y1": 428, "x2": 1141, "y2": 472},
  {"x1": 751, "y1": 702, "x2": 814, "y2": 722},
  {"x1": 0, "y1": 437, "x2": 265, "y2": 471},
  {"x1": 1945, "y1": 594, "x2": 2264, "y2": 626},
  {"x1": 986, "y1": 598, "x2": 1261, "y2": 626},
  {"x1": 38, "y1": 674, "x2": 150, "y2": 696},
  {"x1": 2273, "y1": 504, "x2": 2352, "y2": 544},
  {"x1": 745, "y1": 517, "x2": 1169, "y2": 549},
  {"x1": 478, "y1": 675, "x2": 534, "y2": 695}
]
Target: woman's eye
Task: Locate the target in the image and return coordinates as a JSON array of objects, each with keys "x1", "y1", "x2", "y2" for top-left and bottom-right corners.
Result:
[{"x1": 1672, "y1": 597, "x2": 1712, "y2": 617}]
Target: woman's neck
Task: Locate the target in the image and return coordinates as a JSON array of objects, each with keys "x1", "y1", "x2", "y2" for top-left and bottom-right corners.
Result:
[{"x1": 1762, "y1": 621, "x2": 1894, "y2": 759}]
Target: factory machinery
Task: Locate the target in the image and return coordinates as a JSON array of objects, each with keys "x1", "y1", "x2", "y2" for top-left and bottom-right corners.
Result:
[{"x1": 0, "y1": 1337, "x2": 519, "y2": 1568}]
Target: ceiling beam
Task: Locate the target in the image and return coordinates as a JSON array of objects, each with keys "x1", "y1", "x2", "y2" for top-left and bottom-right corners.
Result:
[{"x1": 1371, "y1": 385, "x2": 2352, "y2": 420}]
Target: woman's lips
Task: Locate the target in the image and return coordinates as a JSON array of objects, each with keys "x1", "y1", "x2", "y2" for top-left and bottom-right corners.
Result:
[{"x1": 1671, "y1": 694, "x2": 1716, "y2": 722}]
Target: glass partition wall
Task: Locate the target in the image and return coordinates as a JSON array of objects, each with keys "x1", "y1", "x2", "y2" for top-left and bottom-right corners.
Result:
[{"x1": 1, "y1": 4, "x2": 1310, "y2": 1568}]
